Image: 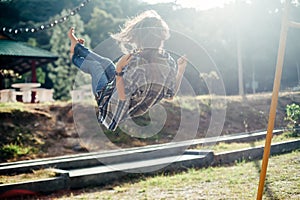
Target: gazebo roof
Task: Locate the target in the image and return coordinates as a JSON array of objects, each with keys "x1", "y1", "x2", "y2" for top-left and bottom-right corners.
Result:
[{"x1": 0, "y1": 39, "x2": 58, "y2": 74}]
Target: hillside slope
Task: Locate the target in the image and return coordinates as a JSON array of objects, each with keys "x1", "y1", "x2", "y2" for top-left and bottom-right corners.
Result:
[{"x1": 0, "y1": 92, "x2": 299, "y2": 162}]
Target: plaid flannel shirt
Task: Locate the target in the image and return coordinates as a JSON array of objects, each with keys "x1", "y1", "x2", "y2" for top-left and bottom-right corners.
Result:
[{"x1": 98, "y1": 51, "x2": 177, "y2": 131}]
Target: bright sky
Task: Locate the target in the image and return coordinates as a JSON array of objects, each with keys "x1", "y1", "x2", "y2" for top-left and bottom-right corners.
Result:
[{"x1": 143, "y1": 0, "x2": 234, "y2": 10}]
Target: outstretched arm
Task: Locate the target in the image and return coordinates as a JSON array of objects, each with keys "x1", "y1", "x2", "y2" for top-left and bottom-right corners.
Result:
[
  {"x1": 173, "y1": 55, "x2": 187, "y2": 98},
  {"x1": 115, "y1": 54, "x2": 132, "y2": 100}
]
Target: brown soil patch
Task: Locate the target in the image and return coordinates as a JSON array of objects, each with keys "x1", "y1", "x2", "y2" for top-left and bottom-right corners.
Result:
[{"x1": 1, "y1": 92, "x2": 299, "y2": 162}]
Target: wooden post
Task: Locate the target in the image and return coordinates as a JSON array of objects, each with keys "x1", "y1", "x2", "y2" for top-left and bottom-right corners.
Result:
[
  {"x1": 256, "y1": 1, "x2": 290, "y2": 199},
  {"x1": 236, "y1": 0, "x2": 245, "y2": 98},
  {"x1": 31, "y1": 60, "x2": 37, "y2": 83},
  {"x1": 0, "y1": 73, "x2": 3, "y2": 90},
  {"x1": 31, "y1": 60, "x2": 37, "y2": 103}
]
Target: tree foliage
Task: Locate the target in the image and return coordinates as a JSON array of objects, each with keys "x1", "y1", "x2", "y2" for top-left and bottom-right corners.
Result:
[
  {"x1": 85, "y1": 7, "x2": 124, "y2": 47},
  {"x1": 1, "y1": 0, "x2": 300, "y2": 98},
  {"x1": 285, "y1": 103, "x2": 300, "y2": 136},
  {"x1": 47, "y1": 9, "x2": 91, "y2": 100}
]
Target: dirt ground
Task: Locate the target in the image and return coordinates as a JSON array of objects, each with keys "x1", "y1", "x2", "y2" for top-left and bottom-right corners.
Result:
[{"x1": 1, "y1": 92, "x2": 299, "y2": 162}]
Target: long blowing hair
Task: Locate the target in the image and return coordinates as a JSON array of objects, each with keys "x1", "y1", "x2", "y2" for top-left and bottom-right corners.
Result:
[
  {"x1": 112, "y1": 10, "x2": 173, "y2": 90},
  {"x1": 111, "y1": 10, "x2": 170, "y2": 56}
]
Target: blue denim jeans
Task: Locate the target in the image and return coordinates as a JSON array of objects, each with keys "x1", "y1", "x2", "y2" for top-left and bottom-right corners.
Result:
[{"x1": 72, "y1": 43, "x2": 116, "y2": 94}]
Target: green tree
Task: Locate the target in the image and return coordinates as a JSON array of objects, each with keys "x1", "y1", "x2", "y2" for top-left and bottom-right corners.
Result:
[
  {"x1": 47, "y1": 9, "x2": 91, "y2": 100},
  {"x1": 285, "y1": 103, "x2": 300, "y2": 136},
  {"x1": 85, "y1": 7, "x2": 124, "y2": 47}
]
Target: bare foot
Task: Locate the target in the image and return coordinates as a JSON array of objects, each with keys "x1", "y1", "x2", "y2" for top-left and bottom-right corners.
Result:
[{"x1": 68, "y1": 27, "x2": 79, "y2": 54}]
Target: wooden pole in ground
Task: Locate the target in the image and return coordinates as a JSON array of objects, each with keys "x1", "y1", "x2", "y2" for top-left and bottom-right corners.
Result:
[
  {"x1": 31, "y1": 60, "x2": 37, "y2": 103},
  {"x1": 256, "y1": 1, "x2": 290, "y2": 199}
]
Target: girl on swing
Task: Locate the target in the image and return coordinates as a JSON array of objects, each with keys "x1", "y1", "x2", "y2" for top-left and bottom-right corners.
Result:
[{"x1": 68, "y1": 10, "x2": 187, "y2": 131}]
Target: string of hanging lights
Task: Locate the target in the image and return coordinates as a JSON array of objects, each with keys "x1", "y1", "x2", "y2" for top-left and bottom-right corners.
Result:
[{"x1": 1, "y1": 0, "x2": 90, "y2": 35}]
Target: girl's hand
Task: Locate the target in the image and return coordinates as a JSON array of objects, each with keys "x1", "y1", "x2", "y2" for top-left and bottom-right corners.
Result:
[{"x1": 116, "y1": 54, "x2": 132, "y2": 72}]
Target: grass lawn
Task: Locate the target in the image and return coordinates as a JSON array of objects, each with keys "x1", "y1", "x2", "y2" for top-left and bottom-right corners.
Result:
[
  {"x1": 44, "y1": 150, "x2": 300, "y2": 200},
  {"x1": 0, "y1": 169, "x2": 57, "y2": 184},
  {"x1": 209, "y1": 131, "x2": 299, "y2": 153}
]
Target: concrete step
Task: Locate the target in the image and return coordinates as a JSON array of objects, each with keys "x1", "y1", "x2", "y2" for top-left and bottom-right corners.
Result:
[
  {"x1": 0, "y1": 150, "x2": 214, "y2": 193},
  {"x1": 70, "y1": 150, "x2": 212, "y2": 176},
  {"x1": 0, "y1": 139, "x2": 299, "y2": 196},
  {"x1": 67, "y1": 150, "x2": 214, "y2": 189},
  {"x1": 0, "y1": 130, "x2": 283, "y2": 175},
  {"x1": 0, "y1": 145, "x2": 189, "y2": 175}
]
